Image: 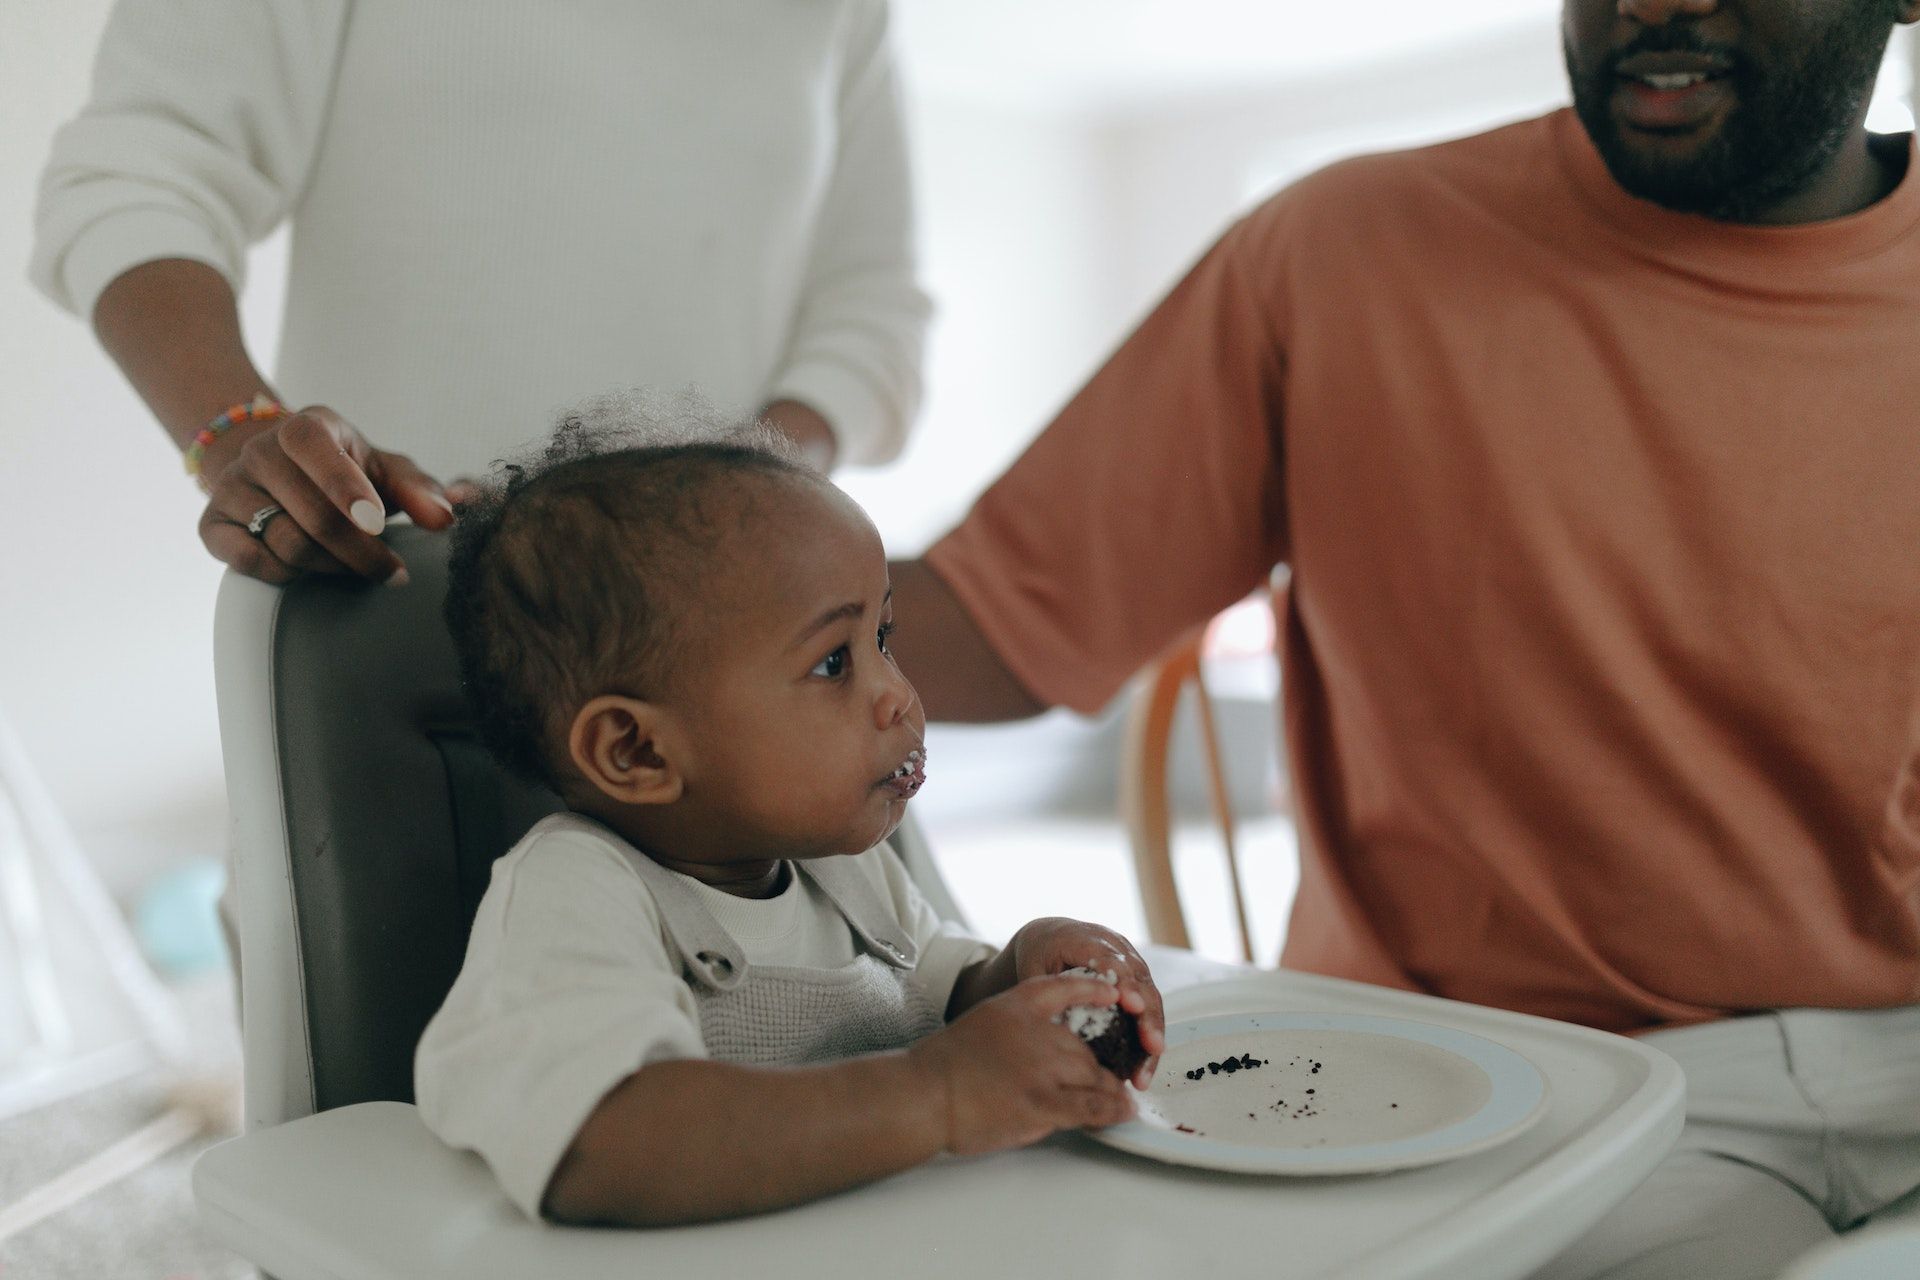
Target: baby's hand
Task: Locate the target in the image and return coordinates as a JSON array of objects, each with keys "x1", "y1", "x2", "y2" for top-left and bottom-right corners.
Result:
[
  {"x1": 1006, "y1": 918, "x2": 1166, "y2": 1088},
  {"x1": 908, "y1": 973, "x2": 1134, "y2": 1156}
]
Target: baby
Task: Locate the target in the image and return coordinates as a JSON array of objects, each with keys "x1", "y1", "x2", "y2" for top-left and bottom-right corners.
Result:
[{"x1": 415, "y1": 393, "x2": 1165, "y2": 1227}]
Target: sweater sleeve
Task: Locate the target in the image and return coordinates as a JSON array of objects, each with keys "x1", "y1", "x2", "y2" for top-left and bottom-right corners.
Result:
[
  {"x1": 28, "y1": 0, "x2": 349, "y2": 320},
  {"x1": 765, "y1": 0, "x2": 931, "y2": 467}
]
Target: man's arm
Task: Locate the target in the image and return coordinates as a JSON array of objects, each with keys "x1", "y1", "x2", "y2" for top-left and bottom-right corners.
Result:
[
  {"x1": 889, "y1": 214, "x2": 1291, "y2": 723},
  {"x1": 889, "y1": 558, "x2": 1047, "y2": 723}
]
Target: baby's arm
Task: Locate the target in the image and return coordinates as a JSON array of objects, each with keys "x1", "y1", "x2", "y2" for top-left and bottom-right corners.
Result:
[{"x1": 545, "y1": 972, "x2": 1130, "y2": 1226}]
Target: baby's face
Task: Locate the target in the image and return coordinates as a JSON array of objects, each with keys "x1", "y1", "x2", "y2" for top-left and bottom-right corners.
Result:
[{"x1": 671, "y1": 477, "x2": 927, "y2": 861}]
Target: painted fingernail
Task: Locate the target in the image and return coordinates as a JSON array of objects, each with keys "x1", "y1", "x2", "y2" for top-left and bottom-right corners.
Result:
[
  {"x1": 431, "y1": 492, "x2": 455, "y2": 514},
  {"x1": 350, "y1": 499, "x2": 385, "y2": 535},
  {"x1": 386, "y1": 566, "x2": 411, "y2": 588}
]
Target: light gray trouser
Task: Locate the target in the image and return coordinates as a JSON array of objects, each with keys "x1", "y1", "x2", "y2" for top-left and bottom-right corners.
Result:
[{"x1": 1535, "y1": 1005, "x2": 1920, "y2": 1280}]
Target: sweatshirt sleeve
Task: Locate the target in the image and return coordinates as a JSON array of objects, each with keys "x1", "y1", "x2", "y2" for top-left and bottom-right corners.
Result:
[
  {"x1": 27, "y1": 0, "x2": 349, "y2": 320},
  {"x1": 765, "y1": 0, "x2": 932, "y2": 467}
]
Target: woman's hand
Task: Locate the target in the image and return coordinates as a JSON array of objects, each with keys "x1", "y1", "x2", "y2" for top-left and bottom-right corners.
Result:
[
  {"x1": 197, "y1": 404, "x2": 456, "y2": 585},
  {"x1": 907, "y1": 973, "x2": 1135, "y2": 1156},
  {"x1": 1006, "y1": 917, "x2": 1166, "y2": 1088}
]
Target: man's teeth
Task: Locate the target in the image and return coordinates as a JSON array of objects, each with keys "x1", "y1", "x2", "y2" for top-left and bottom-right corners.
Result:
[
  {"x1": 1638, "y1": 72, "x2": 1709, "y2": 90},
  {"x1": 889, "y1": 750, "x2": 925, "y2": 780}
]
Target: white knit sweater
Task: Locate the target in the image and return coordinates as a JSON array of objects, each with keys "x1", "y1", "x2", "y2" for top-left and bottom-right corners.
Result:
[{"x1": 31, "y1": 0, "x2": 930, "y2": 478}]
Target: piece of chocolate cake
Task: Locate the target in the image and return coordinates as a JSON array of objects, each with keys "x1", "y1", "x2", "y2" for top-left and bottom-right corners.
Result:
[{"x1": 1058, "y1": 967, "x2": 1148, "y2": 1080}]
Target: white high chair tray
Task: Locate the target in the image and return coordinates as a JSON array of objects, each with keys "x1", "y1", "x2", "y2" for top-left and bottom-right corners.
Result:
[{"x1": 193, "y1": 953, "x2": 1683, "y2": 1280}]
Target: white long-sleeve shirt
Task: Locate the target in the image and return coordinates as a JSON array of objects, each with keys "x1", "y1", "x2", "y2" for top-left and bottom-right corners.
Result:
[{"x1": 31, "y1": 0, "x2": 930, "y2": 477}]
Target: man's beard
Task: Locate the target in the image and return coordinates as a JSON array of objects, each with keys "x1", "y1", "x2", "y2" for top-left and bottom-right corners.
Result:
[{"x1": 1566, "y1": 21, "x2": 1893, "y2": 222}]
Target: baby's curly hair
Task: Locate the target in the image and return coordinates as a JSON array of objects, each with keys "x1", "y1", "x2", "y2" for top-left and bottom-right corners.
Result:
[{"x1": 444, "y1": 390, "x2": 810, "y2": 791}]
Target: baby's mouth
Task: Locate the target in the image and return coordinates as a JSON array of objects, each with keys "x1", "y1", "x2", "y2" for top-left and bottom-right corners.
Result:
[{"x1": 879, "y1": 748, "x2": 927, "y2": 797}]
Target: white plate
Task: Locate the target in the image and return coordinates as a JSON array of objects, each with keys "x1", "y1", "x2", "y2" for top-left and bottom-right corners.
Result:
[{"x1": 1090, "y1": 1011, "x2": 1549, "y2": 1175}]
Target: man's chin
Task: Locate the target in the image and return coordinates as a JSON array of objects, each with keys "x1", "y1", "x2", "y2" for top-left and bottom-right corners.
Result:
[
  {"x1": 1583, "y1": 109, "x2": 1744, "y2": 215},
  {"x1": 1572, "y1": 77, "x2": 1734, "y2": 213},
  {"x1": 1601, "y1": 150, "x2": 1735, "y2": 215}
]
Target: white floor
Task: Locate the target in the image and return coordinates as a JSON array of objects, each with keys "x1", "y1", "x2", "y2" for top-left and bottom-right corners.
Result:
[{"x1": 921, "y1": 813, "x2": 1300, "y2": 969}]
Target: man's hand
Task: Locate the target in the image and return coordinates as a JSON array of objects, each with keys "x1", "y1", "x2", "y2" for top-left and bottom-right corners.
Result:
[
  {"x1": 197, "y1": 405, "x2": 455, "y2": 585},
  {"x1": 907, "y1": 973, "x2": 1135, "y2": 1156},
  {"x1": 1006, "y1": 918, "x2": 1166, "y2": 1089}
]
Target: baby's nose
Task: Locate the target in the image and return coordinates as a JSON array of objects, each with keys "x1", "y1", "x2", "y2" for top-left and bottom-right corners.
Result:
[{"x1": 874, "y1": 664, "x2": 918, "y2": 729}]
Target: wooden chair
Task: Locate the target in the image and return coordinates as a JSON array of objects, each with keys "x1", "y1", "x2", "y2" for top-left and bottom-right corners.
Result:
[{"x1": 1119, "y1": 622, "x2": 1260, "y2": 963}]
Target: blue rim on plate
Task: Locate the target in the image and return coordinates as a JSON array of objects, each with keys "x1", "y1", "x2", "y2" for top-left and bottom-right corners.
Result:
[{"x1": 1090, "y1": 1011, "x2": 1550, "y2": 1175}]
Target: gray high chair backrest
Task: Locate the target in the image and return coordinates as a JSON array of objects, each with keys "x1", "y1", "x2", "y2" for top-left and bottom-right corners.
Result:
[{"x1": 214, "y1": 523, "x2": 964, "y2": 1131}]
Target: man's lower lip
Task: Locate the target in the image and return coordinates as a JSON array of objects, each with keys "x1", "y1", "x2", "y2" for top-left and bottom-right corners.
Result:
[{"x1": 1613, "y1": 77, "x2": 1731, "y2": 132}]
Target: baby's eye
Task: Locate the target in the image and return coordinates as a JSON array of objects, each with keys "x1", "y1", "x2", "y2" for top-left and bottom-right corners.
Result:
[
  {"x1": 877, "y1": 621, "x2": 895, "y2": 653},
  {"x1": 811, "y1": 646, "x2": 850, "y2": 679}
]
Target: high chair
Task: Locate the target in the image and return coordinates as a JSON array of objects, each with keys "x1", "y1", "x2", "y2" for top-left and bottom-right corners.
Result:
[{"x1": 192, "y1": 523, "x2": 966, "y2": 1277}]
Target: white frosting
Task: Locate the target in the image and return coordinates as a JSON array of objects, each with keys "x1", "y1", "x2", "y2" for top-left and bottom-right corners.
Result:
[
  {"x1": 1058, "y1": 965, "x2": 1121, "y2": 1041},
  {"x1": 1064, "y1": 1004, "x2": 1119, "y2": 1039}
]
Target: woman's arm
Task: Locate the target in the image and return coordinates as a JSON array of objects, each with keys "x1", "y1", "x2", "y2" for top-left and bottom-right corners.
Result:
[
  {"x1": 30, "y1": 0, "x2": 348, "y2": 324},
  {"x1": 34, "y1": 0, "x2": 452, "y2": 583},
  {"x1": 91, "y1": 260, "x2": 452, "y2": 584},
  {"x1": 91, "y1": 257, "x2": 276, "y2": 460},
  {"x1": 762, "y1": 0, "x2": 932, "y2": 467}
]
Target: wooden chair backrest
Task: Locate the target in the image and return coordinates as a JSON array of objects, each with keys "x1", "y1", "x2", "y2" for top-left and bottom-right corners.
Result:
[{"x1": 1118, "y1": 624, "x2": 1258, "y2": 963}]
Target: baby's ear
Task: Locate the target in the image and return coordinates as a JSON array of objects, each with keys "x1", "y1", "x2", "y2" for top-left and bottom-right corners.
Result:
[{"x1": 568, "y1": 695, "x2": 683, "y2": 806}]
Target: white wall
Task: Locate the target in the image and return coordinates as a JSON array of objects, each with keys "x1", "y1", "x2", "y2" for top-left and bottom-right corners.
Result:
[
  {"x1": 2, "y1": 0, "x2": 227, "y2": 892},
  {"x1": 1094, "y1": 22, "x2": 1568, "y2": 324},
  {"x1": 837, "y1": 97, "x2": 1119, "y2": 548}
]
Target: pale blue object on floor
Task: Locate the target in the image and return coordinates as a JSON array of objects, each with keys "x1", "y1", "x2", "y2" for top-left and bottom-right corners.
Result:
[{"x1": 136, "y1": 859, "x2": 229, "y2": 977}]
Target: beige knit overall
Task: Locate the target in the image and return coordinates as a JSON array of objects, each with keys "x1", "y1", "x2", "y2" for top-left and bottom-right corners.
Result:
[{"x1": 617, "y1": 849, "x2": 948, "y2": 1065}]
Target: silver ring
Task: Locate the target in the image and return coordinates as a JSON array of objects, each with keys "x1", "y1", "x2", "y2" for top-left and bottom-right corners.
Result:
[{"x1": 245, "y1": 504, "x2": 285, "y2": 538}]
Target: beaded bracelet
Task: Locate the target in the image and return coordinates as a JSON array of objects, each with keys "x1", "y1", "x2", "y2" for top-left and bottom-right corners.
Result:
[{"x1": 184, "y1": 394, "x2": 287, "y2": 483}]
